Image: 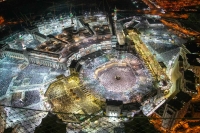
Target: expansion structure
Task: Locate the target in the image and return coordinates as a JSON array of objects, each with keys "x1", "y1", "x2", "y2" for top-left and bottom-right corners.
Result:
[{"x1": 0, "y1": 1, "x2": 200, "y2": 133}]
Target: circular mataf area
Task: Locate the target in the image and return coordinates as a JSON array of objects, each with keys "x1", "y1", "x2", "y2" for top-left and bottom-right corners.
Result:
[
  {"x1": 79, "y1": 50, "x2": 153, "y2": 103},
  {"x1": 95, "y1": 62, "x2": 137, "y2": 92}
]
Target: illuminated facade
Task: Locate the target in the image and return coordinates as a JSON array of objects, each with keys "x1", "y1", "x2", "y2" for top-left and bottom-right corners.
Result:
[
  {"x1": 0, "y1": 44, "x2": 68, "y2": 70},
  {"x1": 106, "y1": 99, "x2": 123, "y2": 117}
]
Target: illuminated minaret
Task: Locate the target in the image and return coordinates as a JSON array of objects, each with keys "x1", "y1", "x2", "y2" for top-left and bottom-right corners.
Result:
[
  {"x1": 70, "y1": 11, "x2": 74, "y2": 26},
  {"x1": 19, "y1": 34, "x2": 26, "y2": 50},
  {"x1": 75, "y1": 16, "x2": 79, "y2": 31},
  {"x1": 114, "y1": 6, "x2": 117, "y2": 21},
  {"x1": 72, "y1": 16, "x2": 79, "y2": 34}
]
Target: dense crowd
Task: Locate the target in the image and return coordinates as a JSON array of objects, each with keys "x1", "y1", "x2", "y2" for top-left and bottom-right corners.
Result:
[
  {"x1": 15, "y1": 64, "x2": 50, "y2": 85},
  {"x1": 80, "y1": 51, "x2": 153, "y2": 103},
  {"x1": 11, "y1": 90, "x2": 40, "y2": 107},
  {"x1": 24, "y1": 90, "x2": 40, "y2": 106},
  {"x1": 0, "y1": 58, "x2": 22, "y2": 96},
  {"x1": 4, "y1": 107, "x2": 47, "y2": 133},
  {"x1": 0, "y1": 77, "x2": 12, "y2": 97},
  {"x1": 97, "y1": 66, "x2": 136, "y2": 92}
]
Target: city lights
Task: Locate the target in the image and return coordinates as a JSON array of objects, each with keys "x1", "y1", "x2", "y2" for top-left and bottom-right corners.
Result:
[{"x1": 0, "y1": 0, "x2": 200, "y2": 132}]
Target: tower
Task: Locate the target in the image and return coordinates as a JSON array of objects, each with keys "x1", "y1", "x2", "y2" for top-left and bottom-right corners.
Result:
[
  {"x1": 114, "y1": 6, "x2": 117, "y2": 21},
  {"x1": 162, "y1": 91, "x2": 191, "y2": 130},
  {"x1": 72, "y1": 16, "x2": 79, "y2": 34},
  {"x1": 70, "y1": 11, "x2": 74, "y2": 26},
  {"x1": 74, "y1": 16, "x2": 79, "y2": 31}
]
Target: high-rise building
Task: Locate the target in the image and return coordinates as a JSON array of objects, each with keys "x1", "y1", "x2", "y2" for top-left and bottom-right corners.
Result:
[
  {"x1": 183, "y1": 70, "x2": 198, "y2": 96},
  {"x1": 186, "y1": 54, "x2": 200, "y2": 80},
  {"x1": 162, "y1": 91, "x2": 192, "y2": 129},
  {"x1": 191, "y1": 102, "x2": 200, "y2": 118}
]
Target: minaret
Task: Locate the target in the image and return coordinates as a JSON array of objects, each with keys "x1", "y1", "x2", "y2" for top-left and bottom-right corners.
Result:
[
  {"x1": 72, "y1": 16, "x2": 79, "y2": 34},
  {"x1": 19, "y1": 34, "x2": 26, "y2": 50},
  {"x1": 75, "y1": 16, "x2": 79, "y2": 31},
  {"x1": 74, "y1": 16, "x2": 79, "y2": 32},
  {"x1": 70, "y1": 11, "x2": 74, "y2": 26},
  {"x1": 114, "y1": 6, "x2": 117, "y2": 21},
  {"x1": 22, "y1": 42, "x2": 30, "y2": 64}
]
